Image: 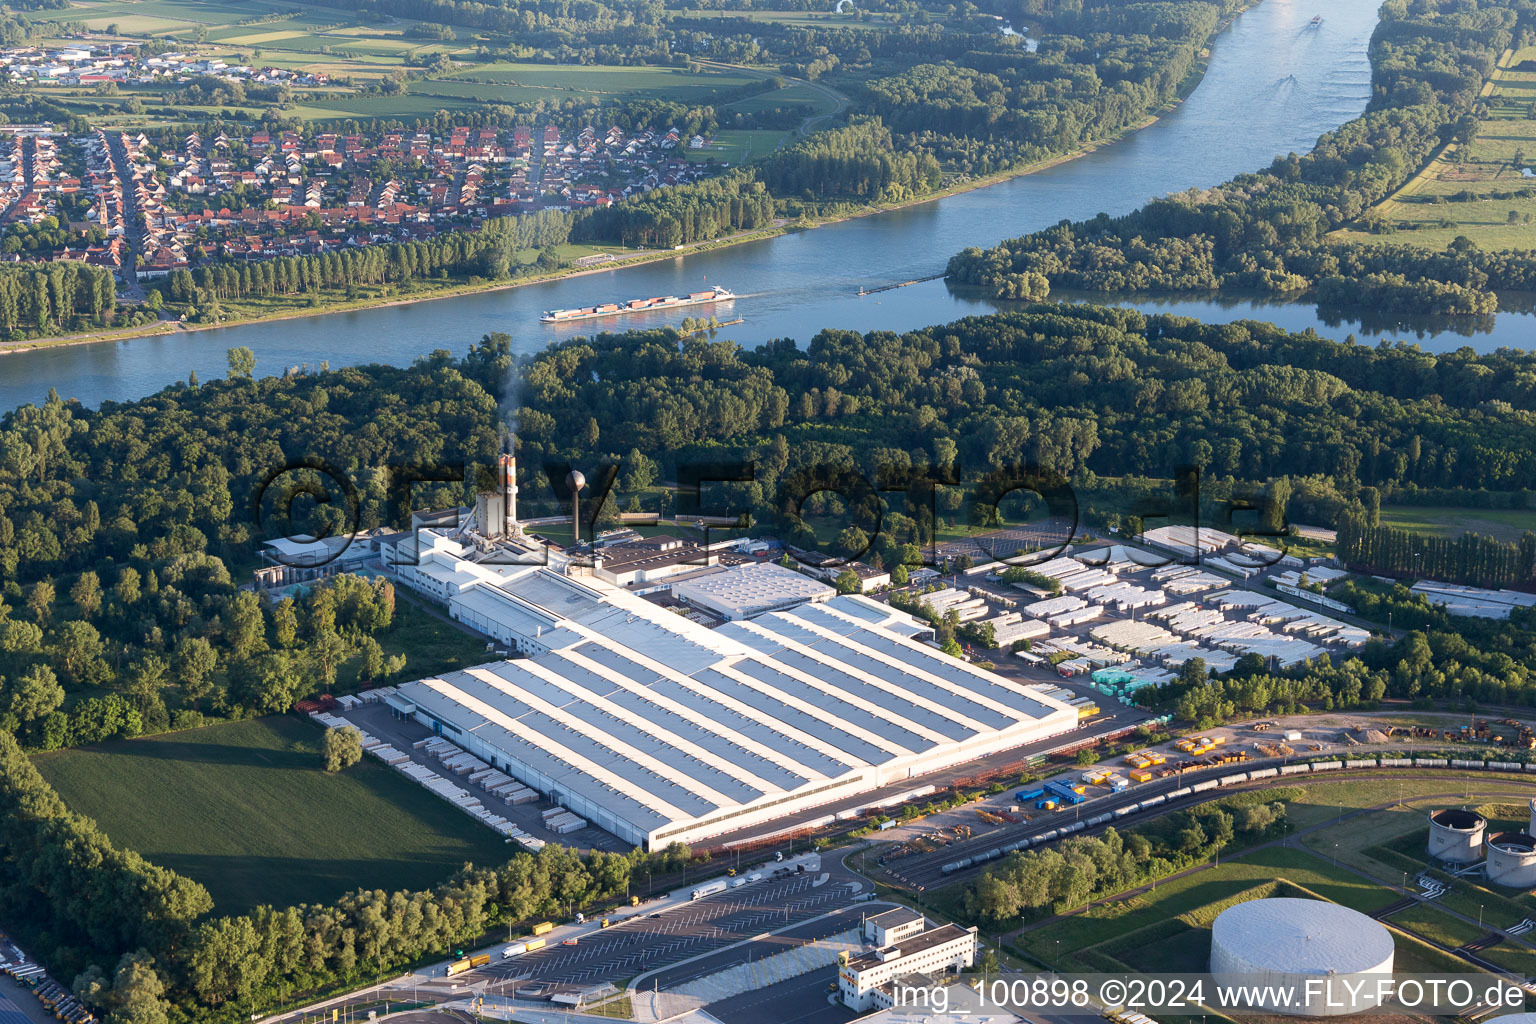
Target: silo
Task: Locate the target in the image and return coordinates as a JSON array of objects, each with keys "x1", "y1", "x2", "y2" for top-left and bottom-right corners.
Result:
[
  {"x1": 1486, "y1": 831, "x2": 1536, "y2": 888},
  {"x1": 1427, "y1": 808, "x2": 1487, "y2": 864},
  {"x1": 1210, "y1": 898, "x2": 1395, "y2": 1016}
]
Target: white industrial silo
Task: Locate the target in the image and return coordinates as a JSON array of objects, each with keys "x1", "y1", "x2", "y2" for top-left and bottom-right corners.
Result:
[
  {"x1": 1486, "y1": 831, "x2": 1536, "y2": 888},
  {"x1": 1210, "y1": 898, "x2": 1395, "y2": 1016},
  {"x1": 1427, "y1": 808, "x2": 1487, "y2": 864}
]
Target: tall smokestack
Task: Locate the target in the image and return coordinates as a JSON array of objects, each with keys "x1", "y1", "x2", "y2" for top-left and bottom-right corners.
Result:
[
  {"x1": 500, "y1": 451, "x2": 518, "y2": 536},
  {"x1": 567, "y1": 470, "x2": 586, "y2": 546}
]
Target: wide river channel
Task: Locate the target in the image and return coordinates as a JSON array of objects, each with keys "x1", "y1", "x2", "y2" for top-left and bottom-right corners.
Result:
[{"x1": 11, "y1": 0, "x2": 1522, "y2": 413}]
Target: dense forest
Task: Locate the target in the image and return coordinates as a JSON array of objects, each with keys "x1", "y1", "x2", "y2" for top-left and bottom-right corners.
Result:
[{"x1": 947, "y1": 0, "x2": 1536, "y2": 314}]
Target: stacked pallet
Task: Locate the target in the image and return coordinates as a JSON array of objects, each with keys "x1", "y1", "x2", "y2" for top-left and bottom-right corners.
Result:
[
  {"x1": 366, "y1": 743, "x2": 411, "y2": 766},
  {"x1": 443, "y1": 751, "x2": 490, "y2": 775},
  {"x1": 541, "y1": 807, "x2": 587, "y2": 834},
  {"x1": 418, "y1": 737, "x2": 464, "y2": 758},
  {"x1": 491, "y1": 779, "x2": 539, "y2": 804}
]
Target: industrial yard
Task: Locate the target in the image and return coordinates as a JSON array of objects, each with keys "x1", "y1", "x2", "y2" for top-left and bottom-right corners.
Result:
[{"x1": 953, "y1": 768, "x2": 1536, "y2": 990}]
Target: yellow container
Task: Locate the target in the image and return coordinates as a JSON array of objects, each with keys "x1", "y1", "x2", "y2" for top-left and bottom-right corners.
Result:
[{"x1": 532, "y1": 921, "x2": 554, "y2": 936}]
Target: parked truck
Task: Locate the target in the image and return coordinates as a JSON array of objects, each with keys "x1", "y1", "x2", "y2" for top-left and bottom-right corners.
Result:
[{"x1": 690, "y1": 879, "x2": 730, "y2": 900}]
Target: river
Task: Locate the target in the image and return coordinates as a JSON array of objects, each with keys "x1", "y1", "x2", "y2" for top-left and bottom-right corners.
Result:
[{"x1": 9, "y1": 0, "x2": 1506, "y2": 414}]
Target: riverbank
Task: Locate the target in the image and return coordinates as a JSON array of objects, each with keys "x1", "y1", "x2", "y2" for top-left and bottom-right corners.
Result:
[
  {"x1": 0, "y1": 224, "x2": 789, "y2": 357},
  {"x1": 0, "y1": 4, "x2": 1259, "y2": 357}
]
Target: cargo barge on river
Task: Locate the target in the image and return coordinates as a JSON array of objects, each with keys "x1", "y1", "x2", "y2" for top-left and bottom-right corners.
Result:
[{"x1": 540, "y1": 286, "x2": 735, "y2": 324}]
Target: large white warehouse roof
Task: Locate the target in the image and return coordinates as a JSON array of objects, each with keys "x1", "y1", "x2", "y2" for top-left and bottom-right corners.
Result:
[
  {"x1": 397, "y1": 567, "x2": 1078, "y2": 849},
  {"x1": 671, "y1": 561, "x2": 834, "y2": 620}
]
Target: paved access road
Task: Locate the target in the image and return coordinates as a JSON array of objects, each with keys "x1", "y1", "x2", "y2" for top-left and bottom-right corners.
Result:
[{"x1": 480, "y1": 870, "x2": 861, "y2": 989}]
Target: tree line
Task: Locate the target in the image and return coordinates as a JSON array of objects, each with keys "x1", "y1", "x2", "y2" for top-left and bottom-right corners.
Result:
[
  {"x1": 0, "y1": 262, "x2": 121, "y2": 338},
  {"x1": 968, "y1": 790, "x2": 1290, "y2": 924}
]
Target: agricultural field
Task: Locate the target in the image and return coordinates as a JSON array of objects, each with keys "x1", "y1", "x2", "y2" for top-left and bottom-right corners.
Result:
[
  {"x1": 686, "y1": 129, "x2": 790, "y2": 164},
  {"x1": 1376, "y1": 505, "x2": 1536, "y2": 544},
  {"x1": 1334, "y1": 46, "x2": 1536, "y2": 250},
  {"x1": 32, "y1": 716, "x2": 513, "y2": 914}
]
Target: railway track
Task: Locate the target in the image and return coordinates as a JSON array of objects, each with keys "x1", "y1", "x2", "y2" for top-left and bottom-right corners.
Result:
[{"x1": 889, "y1": 752, "x2": 1536, "y2": 890}]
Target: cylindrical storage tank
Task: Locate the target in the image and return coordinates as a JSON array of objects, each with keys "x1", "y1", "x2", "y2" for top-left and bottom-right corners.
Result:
[
  {"x1": 1486, "y1": 831, "x2": 1536, "y2": 888},
  {"x1": 1210, "y1": 899, "x2": 1395, "y2": 1016},
  {"x1": 1428, "y1": 808, "x2": 1487, "y2": 864},
  {"x1": 1528, "y1": 797, "x2": 1536, "y2": 838}
]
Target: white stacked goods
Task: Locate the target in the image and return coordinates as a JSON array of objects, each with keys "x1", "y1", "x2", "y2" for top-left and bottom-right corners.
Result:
[
  {"x1": 356, "y1": 731, "x2": 377, "y2": 746},
  {"x1": 1048, "y1": 605, "x2": 1102, "y2": 627},
  {"x1": 994, "y1": 618, "x2": 1049, "y2": 645},
  {"x1": 445, "y1": 753, "x2": 489, "y2": 774},
  {"x1": 1085, "y1": 581, "x2": 1166, "y2": 611},
  {"x1": 541, "y1": 807, "x2": 566, "y2": 822},
  {"x1": 505, "y1": 787, "x2": 538, "y2": 805},
  {"x1": 1024, "y1": 594, "x2": 1087, "y2": 618},
  {"x1": 1153, "y1": 566, "x2": 1228, "y2": 594},
  {"x1": 312, "y1": 712, "x2": 348, "y2": 729},
  {"x1": 1090, "y1": 619, "x2": 1179, "y2": 653},
  {"x1": 952, "y1": 601, "x2": 990, "y2": 622},
  {"x1": 521, "y1": 837, "x2": 548, "y2": 851},
  {"x1": 1205, "y1": 555, "x2": 1260, "y2": 578},
  {"x1": 1057, "y1": 567, "x2": 1117, "y2": 591},
  {"x1": 424, "y1": 738, "x2": 462, "y2": 757},
  {"x1": 336, "y1": 694, "x2": 361, "y2": 709},
  {"x1": 368, "y1": 744, "x2": 412, "y2": 766},
  {"x1": 398, "y1": 762, "x2": 436, "y2": 782},
  {"x1": 412, "y1": 737, "x2": 434, "y2": 749},
  {"x1": 552, "y1": 816, "x2": 587, "y2": 835}
]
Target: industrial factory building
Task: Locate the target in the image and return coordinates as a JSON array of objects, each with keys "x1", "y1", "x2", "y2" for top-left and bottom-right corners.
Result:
[
  {"x1": 1210, "y1": 899, "x2": 1394, "y2": 1016},
  {"x1": 390, "y1": 551, "x2": 1080, "y2": 849},
  {"x1": 672, "y1": 562, "x2": 835, "y2": 620}
]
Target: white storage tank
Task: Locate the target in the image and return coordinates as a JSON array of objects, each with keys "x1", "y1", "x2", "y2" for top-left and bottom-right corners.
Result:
[
  {"x1": 1486, "y1": 831, "x2": 1536, "y2": 888},
  {"x1": 1427, "y1": 808, "x2": 1487, "y2": 864},
  {"x1": 1210, "y1": 898, "x2": 1394, "y2": 1016}
]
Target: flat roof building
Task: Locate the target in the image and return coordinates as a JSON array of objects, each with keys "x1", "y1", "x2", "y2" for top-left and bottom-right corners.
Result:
[
  {"x1": 391, "y1": 536, "x2": 1079, "y2": 850},
  {"x1": 672, "y1": 562, "x2": 834, "y2": 620},
  {"x1": 840, "y1": 920, "x2": 978, "y2": 1011},
  {"x1": 865, "y1": 907, "x2": 926, "y2": 947}
]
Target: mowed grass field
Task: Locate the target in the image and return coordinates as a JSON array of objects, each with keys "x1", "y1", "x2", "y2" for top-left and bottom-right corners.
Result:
[
  {"x1": 1334, "y1": 45, "x2": 1536, "y2": 250},
  {"x1": 33, "y1": 716, "x2": 513, "y2": 914},
  {"x1": 1376, "y1": 504, "x2": 1536, "y2": 543}
]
